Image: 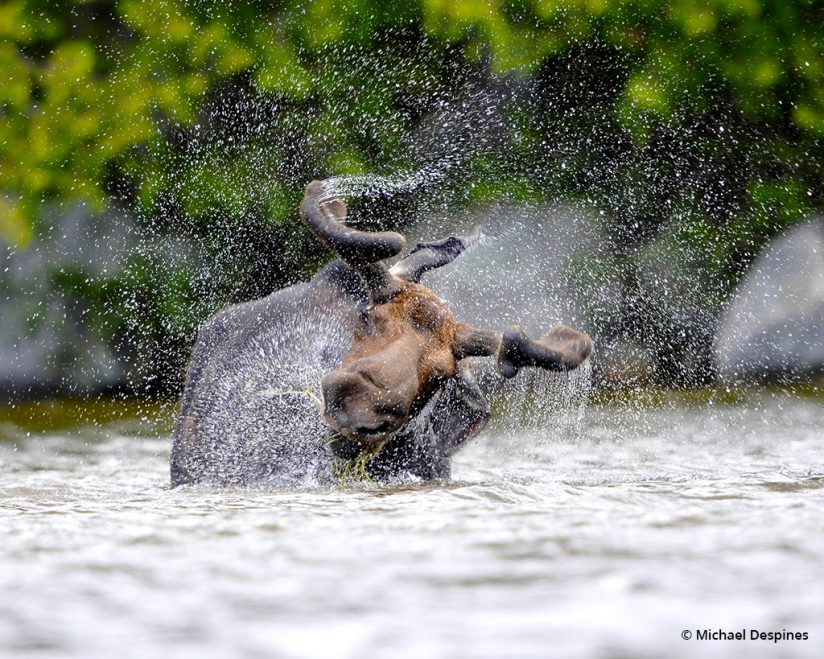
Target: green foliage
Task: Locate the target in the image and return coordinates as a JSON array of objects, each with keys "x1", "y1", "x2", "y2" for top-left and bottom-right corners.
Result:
[
  {"x1": 0, "y1": 0, "x2": 821, "y2": 243},
  {"x1": 0, "y1": 397, "x2": 173, "y2": 438},
  {"x1": 1, "y1": 0, "x2": 822, "y2": 391}
]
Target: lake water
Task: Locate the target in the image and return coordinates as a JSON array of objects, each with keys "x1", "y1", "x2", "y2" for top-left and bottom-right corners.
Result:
[{"x1": 1, "y1": 390, "x2": 823, "y2": 658}]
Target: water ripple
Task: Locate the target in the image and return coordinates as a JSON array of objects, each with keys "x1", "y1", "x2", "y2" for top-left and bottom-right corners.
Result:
[{"x1": 1, "y1": 394, "x2": 824, "y2": 658}]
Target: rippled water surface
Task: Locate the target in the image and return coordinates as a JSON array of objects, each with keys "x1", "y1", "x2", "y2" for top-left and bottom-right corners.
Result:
[{"x1": 2, "y1": 392, "x2": 823, "y2": 658}]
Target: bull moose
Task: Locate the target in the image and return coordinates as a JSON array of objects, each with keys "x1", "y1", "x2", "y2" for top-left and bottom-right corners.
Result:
[{"x1": 170, "y1": 179, "x2": 593, "y2": 487}]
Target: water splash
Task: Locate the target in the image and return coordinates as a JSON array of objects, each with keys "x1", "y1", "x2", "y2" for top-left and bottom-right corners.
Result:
[
  {"x1": 478, "y1": 357, "x2": 592, "y2": 447},
  {"x1": 323, "y1": 163, "x2": 454, "y2": 204}
]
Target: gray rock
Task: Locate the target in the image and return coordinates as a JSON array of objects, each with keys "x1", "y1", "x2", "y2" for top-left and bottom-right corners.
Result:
[
  {"x1": 1, "y1": 203, "x2": 146, "y2": 397},
  {"x1": 715, "y1": 219, "x2": 824, "y2": 382}
]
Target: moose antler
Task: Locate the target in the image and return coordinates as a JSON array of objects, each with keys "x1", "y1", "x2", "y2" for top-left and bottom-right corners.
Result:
[
  {"x1": 390, "y1": 235, "x2": 478, "y2": 283},
  {"x1": 300, "y1": 180, "x2": 407, "y2": 301}
]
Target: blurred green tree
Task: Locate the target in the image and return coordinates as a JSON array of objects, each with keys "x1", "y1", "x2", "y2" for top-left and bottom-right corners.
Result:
[
  {"x1": 1, "y1": 0, "x2": 821, "y2": 241},
  {"x1": 0, "y1": 0, "x2": 821, "y2": 391}
]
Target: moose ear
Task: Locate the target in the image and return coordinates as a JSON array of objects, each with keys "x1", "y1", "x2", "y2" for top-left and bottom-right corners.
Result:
[{"x1": 389, "y1": 234, "x2": 481, "y2": 283}]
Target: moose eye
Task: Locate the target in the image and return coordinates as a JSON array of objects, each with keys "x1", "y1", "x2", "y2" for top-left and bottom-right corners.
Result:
[{"x1": 359, "y1": 310, "x2": 374, "y2": 333}]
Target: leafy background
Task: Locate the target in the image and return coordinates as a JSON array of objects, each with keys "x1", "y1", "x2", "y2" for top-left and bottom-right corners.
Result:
[{"x1": 1, "y1": 0, "x2": 822, "y2": 395}]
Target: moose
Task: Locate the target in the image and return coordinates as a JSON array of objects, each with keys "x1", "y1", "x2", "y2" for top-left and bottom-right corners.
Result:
[{"x1": 171, "y1": 179, "x2": 592, "y2": 487}]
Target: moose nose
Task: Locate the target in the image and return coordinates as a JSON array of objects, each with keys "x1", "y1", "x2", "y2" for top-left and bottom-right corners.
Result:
[
  {"x1": 321, "y1": 370, "x2": 370, "y2": 427},
  {"x1": 319, "y1": 370, "x2": 402, "y2": 442},
  {"x1": 321, "y1": 370, "x2": 368, "y2": 409}
]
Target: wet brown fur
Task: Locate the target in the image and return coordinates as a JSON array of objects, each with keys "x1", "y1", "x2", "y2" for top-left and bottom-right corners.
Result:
[{"x1": 344, "y1": 282, "x2": 459, "y2": 383}]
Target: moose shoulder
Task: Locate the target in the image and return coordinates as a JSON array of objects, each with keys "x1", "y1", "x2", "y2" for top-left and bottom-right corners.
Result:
[{"x1": 171, "y1": 180, "x2": 592, "y2": 488}]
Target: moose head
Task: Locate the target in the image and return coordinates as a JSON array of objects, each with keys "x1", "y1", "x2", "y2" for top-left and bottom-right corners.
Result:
[{"x1": 301, "y1": 180, "x2": 593, "y2": 445}]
